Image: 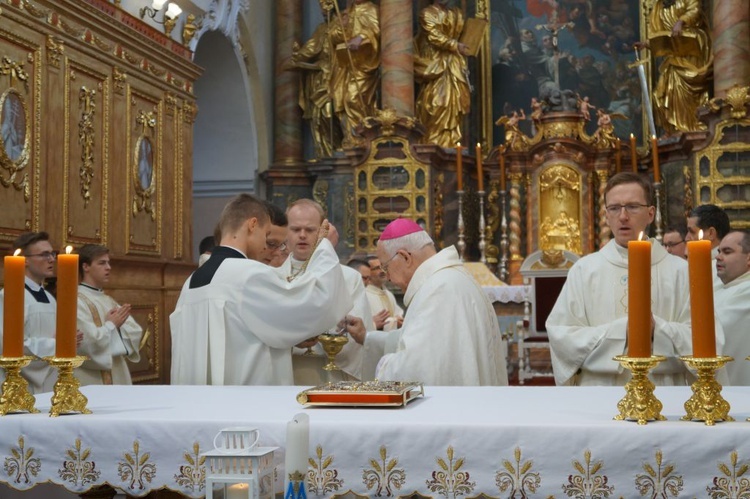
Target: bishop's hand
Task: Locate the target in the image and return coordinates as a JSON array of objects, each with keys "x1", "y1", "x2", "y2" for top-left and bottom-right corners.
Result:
[{"x1": 343, "y1": 316, "x2": 367, "y2": 345}]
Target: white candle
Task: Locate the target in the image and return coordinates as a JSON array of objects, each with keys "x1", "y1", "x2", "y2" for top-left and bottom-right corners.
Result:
[
  {"x1": 285, "y1": 413, "x2": 309, "y2": 490},
  {"x1": 226, "y1": 482, "x2": 249, "y2": 499}
]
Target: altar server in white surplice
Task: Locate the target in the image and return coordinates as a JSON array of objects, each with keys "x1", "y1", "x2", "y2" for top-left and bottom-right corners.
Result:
[
  {"x1": 547, "y1": 172, "x2": 721, "y2": 386},
  {"x1": 715, "y1": 231, "x2": 750, "y2": 385},
  {"x1": 365, "y1": 255, "x2": 403, "y2": 331},
  {"x1": 0, "y1": 232, "x2": 60, "y2": 393},
  {"x1": 170, "y1": 194, "x2": 352, "y2": 386},
  {"x1": 686, "y1": 204, "x2": 730, "y2": 289},
  {"x1": 281, "y1": 199, "x2": 374, "y2": 380},
  {"x1": 75, "y1": 244, "x2": 142, "y2": 385},
  {"x1": 345, "y1": 219, "x2": 508, "y2": 386}
]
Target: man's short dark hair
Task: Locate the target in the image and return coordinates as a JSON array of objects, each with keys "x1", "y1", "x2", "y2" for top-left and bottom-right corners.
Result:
[
  {"x1": 690, "y1": 204, "x2": 730, "y2": 240},
  {"x1": 12, "y1": 232, "x2": 50, "y2": 253},
  {"x1": 604, "y1": 172, "x2": 653, "y2": 206},
  {"x1": 347, "y1": 258, "x2": 370, "y2": 272},
  {"x1": 266, "y1": 202, "x2": 288, "y2": 227},
  {"x1": 78, "y1": 244, "x2": 110, "y2": 277},
  {"x1": 665, "y1": 223, "x2": 687, "y2": 238},
  {"x1": 198, "y1": 236, "x2": 216, "y2": 255}
]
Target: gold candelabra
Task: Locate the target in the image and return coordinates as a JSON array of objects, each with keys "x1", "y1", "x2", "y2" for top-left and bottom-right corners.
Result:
[
  {"x1": 613, "y1": 355, "x2": 666, "y2": 425},
  {"x1": 44, "y1": 356, "x2": 91, "y2": 417},
  {"x1": 0, "y1": 356, "x2": 39, "y2": 415},
  {"x1": 317, "y1": 334, "x2": 348, "y2": 371},
  {"x1": 680, "y1": 355, "x2": 733, "y2": 426}
]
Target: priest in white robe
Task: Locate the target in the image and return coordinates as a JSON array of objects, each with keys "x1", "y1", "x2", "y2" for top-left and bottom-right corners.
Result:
[
  {"x1": 715, "y1": 230, "x2": 750, "y2": 385},
  {"x1": 75, "y1": 244, "x2": 143, "y2": 385},
  {"x1": 547, "y1": 173, "x2": 719, "y2": 386},
  {"x1": 365, "y1": 256, "x2": 404, "y2": 331},
  {"x1": 281, "y1": 199, "x2": 374, "y2": 381},
  {"x1": 346, "y1": 219, "x2": 508, "y2": 386},
  {"x1": 0, "y1": 232, "x2": 63, "y2": 393},
  {"x1": 170, "y1": 194, "x2": 352, "y2": 386},
  {"x1": 686, "y1": 204, "x2": 730, "y2": 289}
]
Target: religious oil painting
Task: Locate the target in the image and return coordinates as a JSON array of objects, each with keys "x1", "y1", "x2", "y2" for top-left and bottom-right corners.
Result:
[
  {"x1": 0, "y1": 89, "x2": 27, "y2": 163},
  {"x1": 488, "y1": 0, "x2": 643, "y2": 146},
  {"x1": 136, "y1": 136, "x2": 154, "y2": 191}
]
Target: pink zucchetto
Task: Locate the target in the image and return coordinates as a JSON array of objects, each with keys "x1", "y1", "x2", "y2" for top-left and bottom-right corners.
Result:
[{"x1": 380, "y1": 218, "x2": 424, "y2": 241}]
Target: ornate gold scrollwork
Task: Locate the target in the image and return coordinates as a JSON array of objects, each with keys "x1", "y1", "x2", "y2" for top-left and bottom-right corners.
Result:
[
  {"x1": 164, "y1": 91, "x2": 177, "y2": 116},
  {"x1": 182, "y1": 101, "x2": 197, "y2": 124},
  {"x1": 433, "y1": 172, "x2": 444, "y2": 247},
  {"x1": 0, "y1": 87, "x2": 31, "y2": 201},
  {"x1": 485, "y1": 179, "x2": 500, "y2": 264},
  {"x1": 78, "y1": 86, "x2": 96, "y2": 207},
  {"x1": 708, "y1": 84, "x2": 750, "y2": 120},
  {"x1": 312, "y1": 179, "x2": 329, "y2": 213},
  {"x1": 112, "y1": 67, "x2": 127, "y2": 95},
  {"x1": 18, "y1": 0, "x2": 49, "y2": 18},
  {"x1": 538, "y1": 164, "x2": 582, "y2": 254},
  {"x1": 45, "y1": 35, "x2": 64, "y2": 68},
  {"x1": 362, "y1": 107, "x2": 417, "y2": 137},
  {"x1": 133, "y1": 110, "x2": 156, "y2": 220},
  {"x1": 345, "y1": 181, "x2": 355, "y2": 247},
  {"x1": 0, "y1": 56, "x2": 29, "y2": 91}
]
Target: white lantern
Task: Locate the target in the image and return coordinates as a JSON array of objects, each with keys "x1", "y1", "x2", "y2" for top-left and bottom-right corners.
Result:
[{"x1": 202, "y1": 427, "x2": 278, "y2": 499}]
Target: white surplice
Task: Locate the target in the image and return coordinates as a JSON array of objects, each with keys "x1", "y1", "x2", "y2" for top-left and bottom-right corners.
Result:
[
  {"x1": 0, "y1": 278, "x2": 57, "y2": 393},
  {"x1": 283, "y1": 259, "x2": 374, "y2": 380},
  {"x1": 363, "y1": 246, "x2": 508, "y2": 386},
  {"x1": 170, "y1": 239, "x2": 352, "y2": 386},
  {"x1": 715, "y1": 271, "x2": 750, "y2": 385},
  {"x1": 366, "y1": 284, "x2": 403, "y2": 331},
  {"x1": 75, "y1": 285, "x2": 143, "y2": 385},
  {"x1": 546, "y1": 239, "x2": 721, "y2": 386}
]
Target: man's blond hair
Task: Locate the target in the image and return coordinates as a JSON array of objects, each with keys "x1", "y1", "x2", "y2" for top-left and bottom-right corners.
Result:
[
  {"x1": 286, "y1": 199, "x2": 326, "y2": 225},
  {"x1": 218, "y1": 194, "x2": 269, "y2": 237}
]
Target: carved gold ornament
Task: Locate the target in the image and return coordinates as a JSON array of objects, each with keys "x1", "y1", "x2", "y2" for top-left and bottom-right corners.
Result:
[
  {"x1": 78, "y1": 86, "x2": 96, "y2": 207},
  {"x1": 709, "y1": 84, "x2": 750, "y2": 120},
  {"x1": 0, "y1": 87, "x2": 31, "y2": 201}
]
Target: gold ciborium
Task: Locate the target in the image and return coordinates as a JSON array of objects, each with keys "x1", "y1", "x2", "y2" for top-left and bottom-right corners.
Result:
[
  {"x1": 43, "y1": 356, "x2": 92, "y2": 417},
  {"x1": 613, "y1": 355, "x2": 666, "y2": 425},
  {"x1": 680, "y1": 355, "x2": 733, "y2": 426},
  {"x1": 317, "y1": 333, "x2": 348, "y2": 371},
  {"x1": 0, "y1": 356, "x2": 40, "y2": 415}
]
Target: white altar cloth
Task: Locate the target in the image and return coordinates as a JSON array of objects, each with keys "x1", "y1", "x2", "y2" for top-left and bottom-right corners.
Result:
[{"x1": 2, "y1": 385, "x2": 750, "y2": 497}]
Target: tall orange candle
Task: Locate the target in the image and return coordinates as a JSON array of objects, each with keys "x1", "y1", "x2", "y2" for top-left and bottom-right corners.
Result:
[
  {"x1": 55, "y1": 246, "x2": 78, "y2": 358},
  {"x1": 456, "y1": 142, "x2": 463, "y2": 191},
  {"x1": 630, "y1": 133, "x2": 638, "y2": 172},
  {"x1": 3, "y1": 249, "x2": 25, "y2": 357},
  {"x1": 476, "y1": 143, "x2": 483, "y2": 191},
  {"x1": 499, "y1": 146, "x2": 506, "y2": 191},
  {"x1": 627, "y1": 232, "x2": 651, "y2": 357},
  {"x1": 615, "y1": 138, "x2": 622, "y2": 173},
  {"x1": 687, "y1": 232, "x2": 716, "y2": 357},
  {"x1": 651, "y1": 135, "x2": 660, "y2": 183}
]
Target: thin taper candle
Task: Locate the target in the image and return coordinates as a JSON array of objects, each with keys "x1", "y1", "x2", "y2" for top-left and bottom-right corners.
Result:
[
  {"x1": 499, "y1": 146, "x2": 506, "y2": 191},
  {"x1": 627, "y1": 232, "x2": 651, "y2": 357},
  {"x1": 615, "y1": 138, "x2": 622, "y2": 173},
  {"x1": 476, "y1": 142, "x2": 483, "y2": 191},
  {"x1": 3, "y1": 249, "x2": 25, "y2": 357},
  {"x1": 55, "y1": 246, "x2": 78, "y2": 358},
  {"x1": 630, "y1": 133, "x2": 638, "y2": 172},
  {"x1": 456, "y1": 142, "x2": 463, "y2": 191},
  {"x1": 651, "y1": 135, "x2": 660, "y2": 183}
]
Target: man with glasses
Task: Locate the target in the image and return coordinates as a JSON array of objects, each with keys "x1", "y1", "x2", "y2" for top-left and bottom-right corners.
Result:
[
  {"x1": 662, "y1": 223, "x2": 687, "y2": 259},
  {"x1": 547, "y1": 172, "x2": 713, "y2": 386},
  {"x1": 365, "y1": 255, "x2": 403, "y2": 331},
  {"x1": 259, "y1": 202, "x2": 289, "y2": 268},
  {"x1": 344, "y1": 218, "x2": 508, "y2": 386},
  {"x1": 0, "y1": 232, "x2": 59, "y2": 392}
]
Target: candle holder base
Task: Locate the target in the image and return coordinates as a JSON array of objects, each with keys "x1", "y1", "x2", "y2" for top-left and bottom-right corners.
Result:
[
  {"x1": 0, "y1": 356, "x2": 40, "y2": 415},
  {"x1": 43, "y1": 356, "x2": 91, "y2": 417},
  {"x1": 285, "y1": 470, "x2": 307, "y2": 499},
  {"x1": 680, "y1": 355, "x2": 733, "y2": 426},
  {"x1": 613, "y1": 355, "x2": 667, "y2": 425},
  {"x1": 317, "y1": 334, "x2": 348, "y2": 372}
]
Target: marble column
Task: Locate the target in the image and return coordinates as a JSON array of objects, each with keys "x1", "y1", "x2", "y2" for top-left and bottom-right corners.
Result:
[
  {"x1": 380, "y1": 0, "x2": 414, "y2": 116},
  {"x1": 273, "y1": 0, "x2": 303, "y2": 164},
  {"x1": 713, "y1": 0, "x2": 750, "y2": 98}
]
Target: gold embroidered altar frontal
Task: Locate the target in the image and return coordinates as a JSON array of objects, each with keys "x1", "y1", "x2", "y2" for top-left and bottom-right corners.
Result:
[{"x1": 2, "y1": 385, "x2": 750, "y2": 497}]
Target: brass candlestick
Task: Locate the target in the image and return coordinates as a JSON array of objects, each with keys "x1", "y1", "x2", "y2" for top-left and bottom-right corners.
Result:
[
  {"x1": 613, "y1": 355, "x2": 666, "y2": 425},
  {"x1": 317, "y1": 334, "x2": 348, "y2": 371},
  {"x1": 44, "y1": 356, "x2": 91, "y2": 417},
  {"x1": 680, "y1": 355, "x2": 733, "y2": 426},
  {"x1": 0, "y1": 356, "x2": 39, "y2": 415}
]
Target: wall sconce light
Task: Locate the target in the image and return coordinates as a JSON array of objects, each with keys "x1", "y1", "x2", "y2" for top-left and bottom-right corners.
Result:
[{"x1": 139, "y1": 0, "x2": 183, "y2": 37}]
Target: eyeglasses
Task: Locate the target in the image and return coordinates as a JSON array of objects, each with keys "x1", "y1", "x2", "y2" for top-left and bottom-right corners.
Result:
[
  {"x1": 381, "y1": 252, "x2": 402, "y2": 273},
  {"x1": 663, "y1": 240, "x2": 685, "y2": 249},
  {"x1": 25, "y1": 251, "x2": 59, "y2": 260},
  {"x1": 266, "y1": 241, "x2": 287, "y2": 251},
  {"x1": 605, "y1": 203, "x2": 649, "y2": 215}
]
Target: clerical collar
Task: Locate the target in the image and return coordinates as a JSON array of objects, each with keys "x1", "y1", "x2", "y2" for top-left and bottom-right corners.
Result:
[{"x1": 80, "y1": 282, "x2": 102, "y2": 292}]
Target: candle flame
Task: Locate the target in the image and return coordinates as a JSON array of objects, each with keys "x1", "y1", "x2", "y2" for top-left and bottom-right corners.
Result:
[
  {"x1": 630, "y1": 133, "x2": 635, "y2": 138},
  {"x1": 65, "y1": 245, "x2": 73, "y2": 255},
  {"x1": 456, "y1": 141, "x2": 461, "y2": 147},
  {"x1": 698, "y1": 229, "x2": 704, "y2": 241},
  {"x1": 13, "y1": 248, "x2": 21, "y2": 256},
  {"x1": 638, "y1": 231, "x2": 644, "y2": 241}
]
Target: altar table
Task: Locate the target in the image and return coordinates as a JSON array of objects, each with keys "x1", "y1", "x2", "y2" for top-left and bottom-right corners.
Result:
[{"x1": 2, "y1": 385, "x2": 750, "y2": 498}]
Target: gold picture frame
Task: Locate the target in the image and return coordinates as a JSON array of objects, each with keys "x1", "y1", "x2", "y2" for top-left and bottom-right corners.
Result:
[
  {"x1": 132, "y1": 135, "x2": 156, "y2": 219},
  {"x1": 0, "y1": 87, "x2": 30, "y2": 170}
]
